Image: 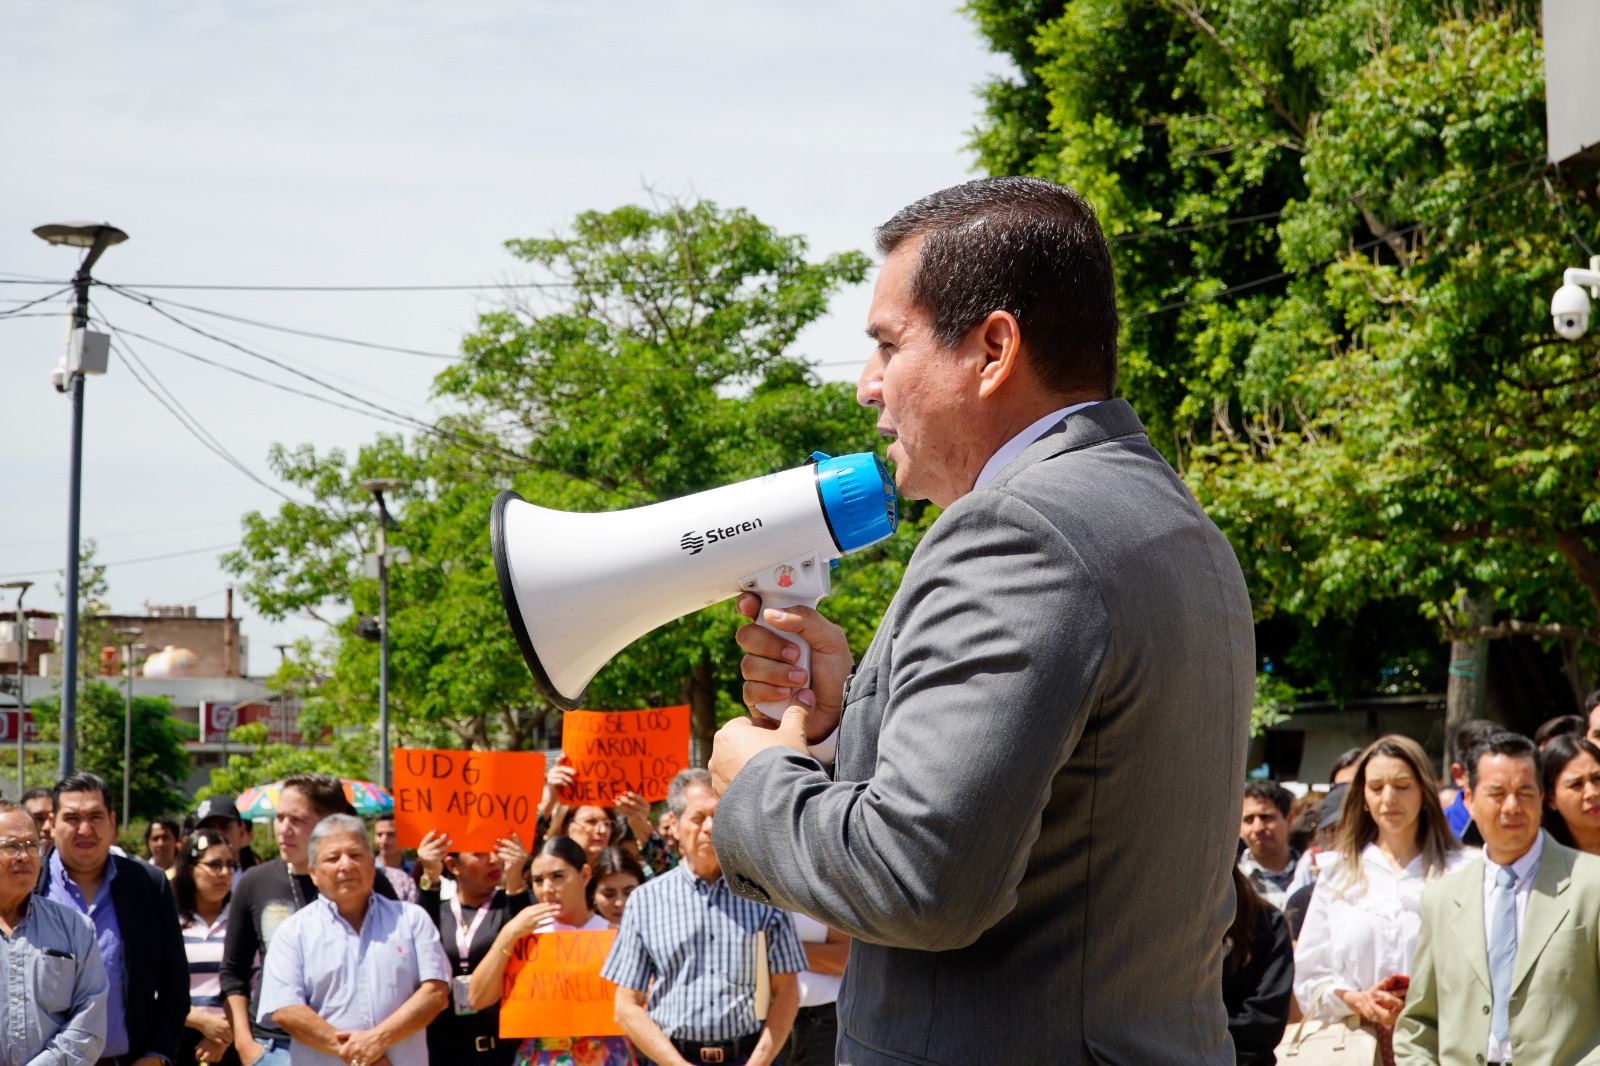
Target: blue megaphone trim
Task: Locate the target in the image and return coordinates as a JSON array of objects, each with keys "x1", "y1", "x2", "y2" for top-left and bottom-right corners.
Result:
[{"x1": 810, "y1": 451, "x2": 898, "y2": 554}]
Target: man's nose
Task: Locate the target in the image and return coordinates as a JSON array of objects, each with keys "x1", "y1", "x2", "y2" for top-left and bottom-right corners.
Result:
[{"x1": 856, "y1": 357, "x2": 883, "y2": 409}]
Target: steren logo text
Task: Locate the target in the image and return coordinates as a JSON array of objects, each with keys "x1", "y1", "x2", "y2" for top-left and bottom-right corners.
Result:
[{"x1": 680, "y1": 518, "x2": 764, "y2": 556}]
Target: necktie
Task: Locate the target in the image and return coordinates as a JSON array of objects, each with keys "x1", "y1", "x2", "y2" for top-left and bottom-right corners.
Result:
[{"x1": 1488, "y1": 865, "x2": 1518, "y2": 1045}]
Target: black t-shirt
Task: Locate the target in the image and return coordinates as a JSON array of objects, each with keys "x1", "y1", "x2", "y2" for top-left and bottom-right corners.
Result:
[
  {"x1": 420, "y1": 885, "x2": 530, "y2": 1066},
  {"x1": 219, "y1": 858, "x2": 398, "y2": 1041}
]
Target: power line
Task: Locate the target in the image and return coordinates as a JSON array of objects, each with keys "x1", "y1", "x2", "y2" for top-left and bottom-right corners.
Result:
[
  {"x1": 0, "y1": 541, "x2": 239, "y2": 581},
  {"x1": 1125, "y1": 165, "x2": 1546, "y2": 322},
  {"x1": 93, "y1": 310, "x2": 307, "y2": 506},
  {"x1": 0, "y1": 521, "x2": 240, "y2": 550},
  {"x1": 0, "y1": 286, "x2": 71, "y2": 318}
]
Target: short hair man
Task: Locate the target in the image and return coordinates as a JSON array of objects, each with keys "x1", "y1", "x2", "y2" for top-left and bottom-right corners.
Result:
[
  {"x1": 21, "y1": 787, "x2": 53, "y2": 835},
  {"x1": 258, "y1": 814, "x2": 449, "y2": 1066},
  {"x1": 145, "y1": 816, "x2": 180, "y2": 872},
  {"x1": 34, "y1": 771, "x2": 189, "y2": 1066},
  {"x1": 222, "y1": 773, "x2": 402, "y2": 1066},
  {"x1": 709, "y1": 176, "x2": 1254, "y2": 1064},
  {"x1": 603, "y1": 769, "x2": 805, "y2": 1066},
  {"x1": 1396, "y1": 732, "x2": 1600, "y2": 1065},
  {"x1": 1239, "y1": 780, "x2": 1298, "y2": 910},
  {"x1": 1444, "y1": 719, "x2": 1501, "y2": 841},
  {"x1": 195, "y1": 795, "x2": 259, "y2": 873},
  {"x1": 370, "y1": 816, "x2": 418, "y2": 903},
  {"x1": 0, "y1": 797, "x2": 109, "y2": 1065}
]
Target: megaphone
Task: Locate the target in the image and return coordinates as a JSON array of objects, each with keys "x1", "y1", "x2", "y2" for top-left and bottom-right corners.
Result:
[{"x1": 492, "y1": 452, "x2": 898, "y2": 714}]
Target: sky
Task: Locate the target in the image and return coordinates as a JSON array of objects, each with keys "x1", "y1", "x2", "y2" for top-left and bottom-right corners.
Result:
[{"x1": 0, "y1": 2, "x2": 1010, "y2": 673}]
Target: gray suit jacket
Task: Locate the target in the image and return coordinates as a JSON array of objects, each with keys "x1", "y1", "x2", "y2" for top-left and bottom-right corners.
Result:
[{"x1": 715, "y1": 400, "x2": 1254, "y2": 1065}]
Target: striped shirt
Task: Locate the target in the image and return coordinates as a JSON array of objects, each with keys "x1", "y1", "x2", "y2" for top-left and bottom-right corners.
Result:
[
  {"x1": 600, "y1": 863, "x2": 805, "y2": 1042},
  {"x1": 180, "y1": 911, "x2": 228, "y2": 1012}
]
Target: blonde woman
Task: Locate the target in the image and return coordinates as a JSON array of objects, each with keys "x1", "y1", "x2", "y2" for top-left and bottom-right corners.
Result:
[{"x1": 1293, "y1": 736, "x2": 1472, "y2": 1062}]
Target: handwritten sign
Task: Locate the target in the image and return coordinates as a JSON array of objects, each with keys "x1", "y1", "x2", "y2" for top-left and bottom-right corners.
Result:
[
  {"x1": 500, "y1": 930, "x2": 622, "y2": 1038},
  {"x1": 392, "y1": 748, "x2": 545, "y2": 852},
  {"x1": 558, "y1": 706, "x2": 690, "y2": 805}
]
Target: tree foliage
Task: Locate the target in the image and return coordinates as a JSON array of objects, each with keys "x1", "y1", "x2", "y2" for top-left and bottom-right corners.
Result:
[
  {"x1": 967, "y1": 0, "x2": 1600, "y2": 708},
  {"x1": 224, "y1": 196, "x2": 904, "y2": 762}
]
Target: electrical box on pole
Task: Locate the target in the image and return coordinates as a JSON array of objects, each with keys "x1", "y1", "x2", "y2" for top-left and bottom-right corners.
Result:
[{"x1": 1544, "y1": 0, "x2": 1600, "y2": 166}]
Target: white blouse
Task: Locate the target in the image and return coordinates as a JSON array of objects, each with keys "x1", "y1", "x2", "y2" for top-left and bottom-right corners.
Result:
[{"x1": 1292, "y1": 843, "x2": 1475, "y2": 1020}]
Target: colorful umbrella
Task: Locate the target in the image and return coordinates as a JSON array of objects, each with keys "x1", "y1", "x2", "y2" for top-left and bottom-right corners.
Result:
[{"x1": 236, "y1": 778, "x2": 394, "y2": 822}]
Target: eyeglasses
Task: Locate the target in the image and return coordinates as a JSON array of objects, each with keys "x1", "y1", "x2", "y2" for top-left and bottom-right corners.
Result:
[
  {"x1": 195, "y1": 860, "x2": 240, "y2": 873},
  {"x1": 0, "y1": 838, "x2": 41, "y2": 860}
]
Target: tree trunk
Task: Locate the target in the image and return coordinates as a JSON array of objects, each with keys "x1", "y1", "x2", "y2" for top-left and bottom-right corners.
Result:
[
  {"x1": 687, "y1": 654, "x2": 717, "y2": 767},
  {"x1": 1446, "y1": 591, "x2": 1493, "y2": 740}
]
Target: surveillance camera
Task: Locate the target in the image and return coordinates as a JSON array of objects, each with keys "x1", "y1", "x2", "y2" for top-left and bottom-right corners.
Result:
[
  {"x1": 50, "y1": 366, "x2": 67, "y2": 393},
  {"x1": 1552, "y1": 282, "x2": 1591, "y2": 340}
]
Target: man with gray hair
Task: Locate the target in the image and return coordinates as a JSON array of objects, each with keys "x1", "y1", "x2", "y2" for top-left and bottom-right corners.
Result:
[{"x1": 258, "y1": 813, "x2": 450, "y2": 1066}]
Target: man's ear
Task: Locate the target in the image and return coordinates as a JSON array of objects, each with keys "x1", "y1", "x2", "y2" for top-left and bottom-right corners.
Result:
[{"x1": 975, "y1": 310, "x2": 1023, "y2": 400}]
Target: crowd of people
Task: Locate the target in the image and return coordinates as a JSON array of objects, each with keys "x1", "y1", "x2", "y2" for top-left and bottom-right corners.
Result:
[
  {"x1": 0, "y1": 764, "x2": 841, "y2": 1066},
  {"x1": 1231, "y1": 692, "x2": 1600, "y2": 1065}
]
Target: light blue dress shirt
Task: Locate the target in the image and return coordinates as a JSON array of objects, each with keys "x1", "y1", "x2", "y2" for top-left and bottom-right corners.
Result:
[
  {"x1": 43, "y1": 849, "x2": 127, "y2": 1058},
  {"x1": 0, "y1": 892, "x2": 109, "y2": 1066},
  {"x1": 257, "y1": 893, "x2": 450, "y2": 1066}
]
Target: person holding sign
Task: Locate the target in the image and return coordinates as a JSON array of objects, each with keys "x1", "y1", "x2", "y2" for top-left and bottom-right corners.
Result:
[
  {"x1": 414, "y1": 829, "x2": 533, "y2": 1066},
  {"x1": 601, "y1": 770, "x2": 804, "y2": 1066},
  {"x1": 466, "y1": 837, "x2": 626, "y2": 1066}
]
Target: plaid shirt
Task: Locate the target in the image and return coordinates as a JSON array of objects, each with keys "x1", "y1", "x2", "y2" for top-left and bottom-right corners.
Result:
[{"x1": 601, "y1": 864, "x2": 805, "y2": 1042}]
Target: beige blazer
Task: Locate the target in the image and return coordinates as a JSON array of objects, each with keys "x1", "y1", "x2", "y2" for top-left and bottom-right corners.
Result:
[{"x1": 1395, "y1": 836, "x2": 1600, "y2": 1066}]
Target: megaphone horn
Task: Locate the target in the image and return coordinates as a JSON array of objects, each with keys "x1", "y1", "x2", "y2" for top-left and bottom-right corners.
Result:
[{"x1": 492, "y1": 452, "x2": 897, "y2": 713}]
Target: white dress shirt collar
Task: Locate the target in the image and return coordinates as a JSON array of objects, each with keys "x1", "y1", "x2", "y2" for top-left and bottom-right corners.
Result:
[{"x1": 972, "y1": 401, "x2": 1101, "y2": 491}]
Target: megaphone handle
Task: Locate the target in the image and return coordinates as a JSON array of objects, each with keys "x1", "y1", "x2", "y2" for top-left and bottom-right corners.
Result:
[{"x1": 751, "y1": 592, "x2": 819, "y2": 722}]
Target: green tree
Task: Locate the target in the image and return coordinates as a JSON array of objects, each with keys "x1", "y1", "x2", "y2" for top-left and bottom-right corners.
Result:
[
  {"x1": 225, "y1": 196, "x2": 902, "y2": 763},
  {"x1": 967, "y1": 1, "x2": 1600, "y2": 712},
  {"x1": 31, "y1": 681, "x2": 192, "y2": 819}
]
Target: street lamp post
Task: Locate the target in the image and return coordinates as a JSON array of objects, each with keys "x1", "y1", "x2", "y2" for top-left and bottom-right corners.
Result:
[
  {"x1": 359, "y1": 478, "x2": 408, "y2": 790},
  {"x1": 1, "y1": 581, "x2": 32, "y2": 793},
  {"x1": 34, "y1": 221, "x2": 128, "y2": 778},
  {"x1": 114, "y1": 627, "x2": 142, "y2": 821}
]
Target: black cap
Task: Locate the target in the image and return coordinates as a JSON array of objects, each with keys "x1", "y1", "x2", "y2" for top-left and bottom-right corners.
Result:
[
  {"x1": 1319, "y1": 783, "x2": 1350, "y2": 829},
  {"x1": 194, "y1": 796, "x2": 243, "y2": 825}
]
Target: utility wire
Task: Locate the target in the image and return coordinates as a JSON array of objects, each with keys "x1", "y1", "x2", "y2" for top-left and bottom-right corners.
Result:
[
  {"x1": 0, "y1": 286, "x2": 71, "y2": 317},
  {"x1": 1125, "y1": 166, "x2": 1546, "y2": 322},
  {"x1": 93, "y1": 310, "x2": 308, "y2": 506},
  {"x1": 0, "y1": 541, "x2": 239, "y2": 581}
]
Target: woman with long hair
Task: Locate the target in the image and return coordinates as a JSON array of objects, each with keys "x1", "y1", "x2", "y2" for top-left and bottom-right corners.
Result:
[
  {"x1": 468, "y1": 836, "x2": 631, "y2": 1066},
  {"x1": 1540, "y1": 733, "x2": 1600, "y2": 854},
  {"x1": 1293, "y1": 735, "x2": 1471, "y2": 1063},
  {"x1": 174, "y1": 829, "x2": 240, "y2": 1066},
  {"x1": 1223, "y1": 867, "x2": 1293, "y2": 1065},
  {"x1": 592, "y1": 846, "x2": 645, "y2": 929}
]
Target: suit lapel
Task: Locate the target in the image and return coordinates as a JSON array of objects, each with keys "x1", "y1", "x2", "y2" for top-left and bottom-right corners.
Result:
[
  {"x1": 1512, "y1": 841, "x2": 1574, "y2": 991},
  {"x1": 1451, "y1": 857, "x2": 1493, "y2": 994}
]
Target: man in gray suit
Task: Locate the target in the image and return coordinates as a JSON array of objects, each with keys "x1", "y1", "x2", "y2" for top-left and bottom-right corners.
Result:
[{"x1": 709, "y1": 176, "x2": 1255, "y2": 1065}]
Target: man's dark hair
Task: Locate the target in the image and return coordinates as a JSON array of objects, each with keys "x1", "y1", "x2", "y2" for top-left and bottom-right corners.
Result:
[
  {"x1": 1451, "y1": 719, "x2": 1501, "y2": 768},
  {"x1": 144, "y1": 816, "x2": 180, "y2": 844},
  {"x1": 53, "y1": 771, "x2": 113, "y2": 812},
  {"x1": 1534, "y1": 714, "x2": 1587, "y2": 748},
  {"x1": 1466, "y1": 732, "x2": 1540, "y2": 793},
  {"x1": 875, "y1": 177, "x2": 1120, "y2": 396},
  {"x1": 281, "y1": 772, "x2": 355, "y2": 818},
  {"x1": 21, "y1": 786, "x2": 52, "y2": 805},
  {"x1": 1242, "y1": 779, "x2": 1293, "y2": 818},
  {"x1": 1328, "y1": 747, "x2": 1365, "y2": 782},
  {"x1": 1585, "y1": 688, "x2": 1600, "y2": 716}
]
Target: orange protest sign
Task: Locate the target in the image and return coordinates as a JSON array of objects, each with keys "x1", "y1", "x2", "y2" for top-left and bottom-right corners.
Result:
[
  {"x1": 558, "y1": 705, "x2": 689, "y2": 805},
  {"x1": 392, "y1": 748, "x2": 545, "y2": 852},
  {"x1": 499, "y1": 930, "x2": 622, "y2": 1038}
]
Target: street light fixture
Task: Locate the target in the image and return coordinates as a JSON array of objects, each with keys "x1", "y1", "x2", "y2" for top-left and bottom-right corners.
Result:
[
  {"x1": 35, "y1": 220, "x2": 128, "y2": 778},
  {"x1": 113, "y1": 626, "x2": 142, "y2": 821},
  {"x1": 1, "y1": 580, "x2": 32, "y2": 793},
  {"x1": 359, "y1": 478, "x2": 409, "y2": 789}
]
